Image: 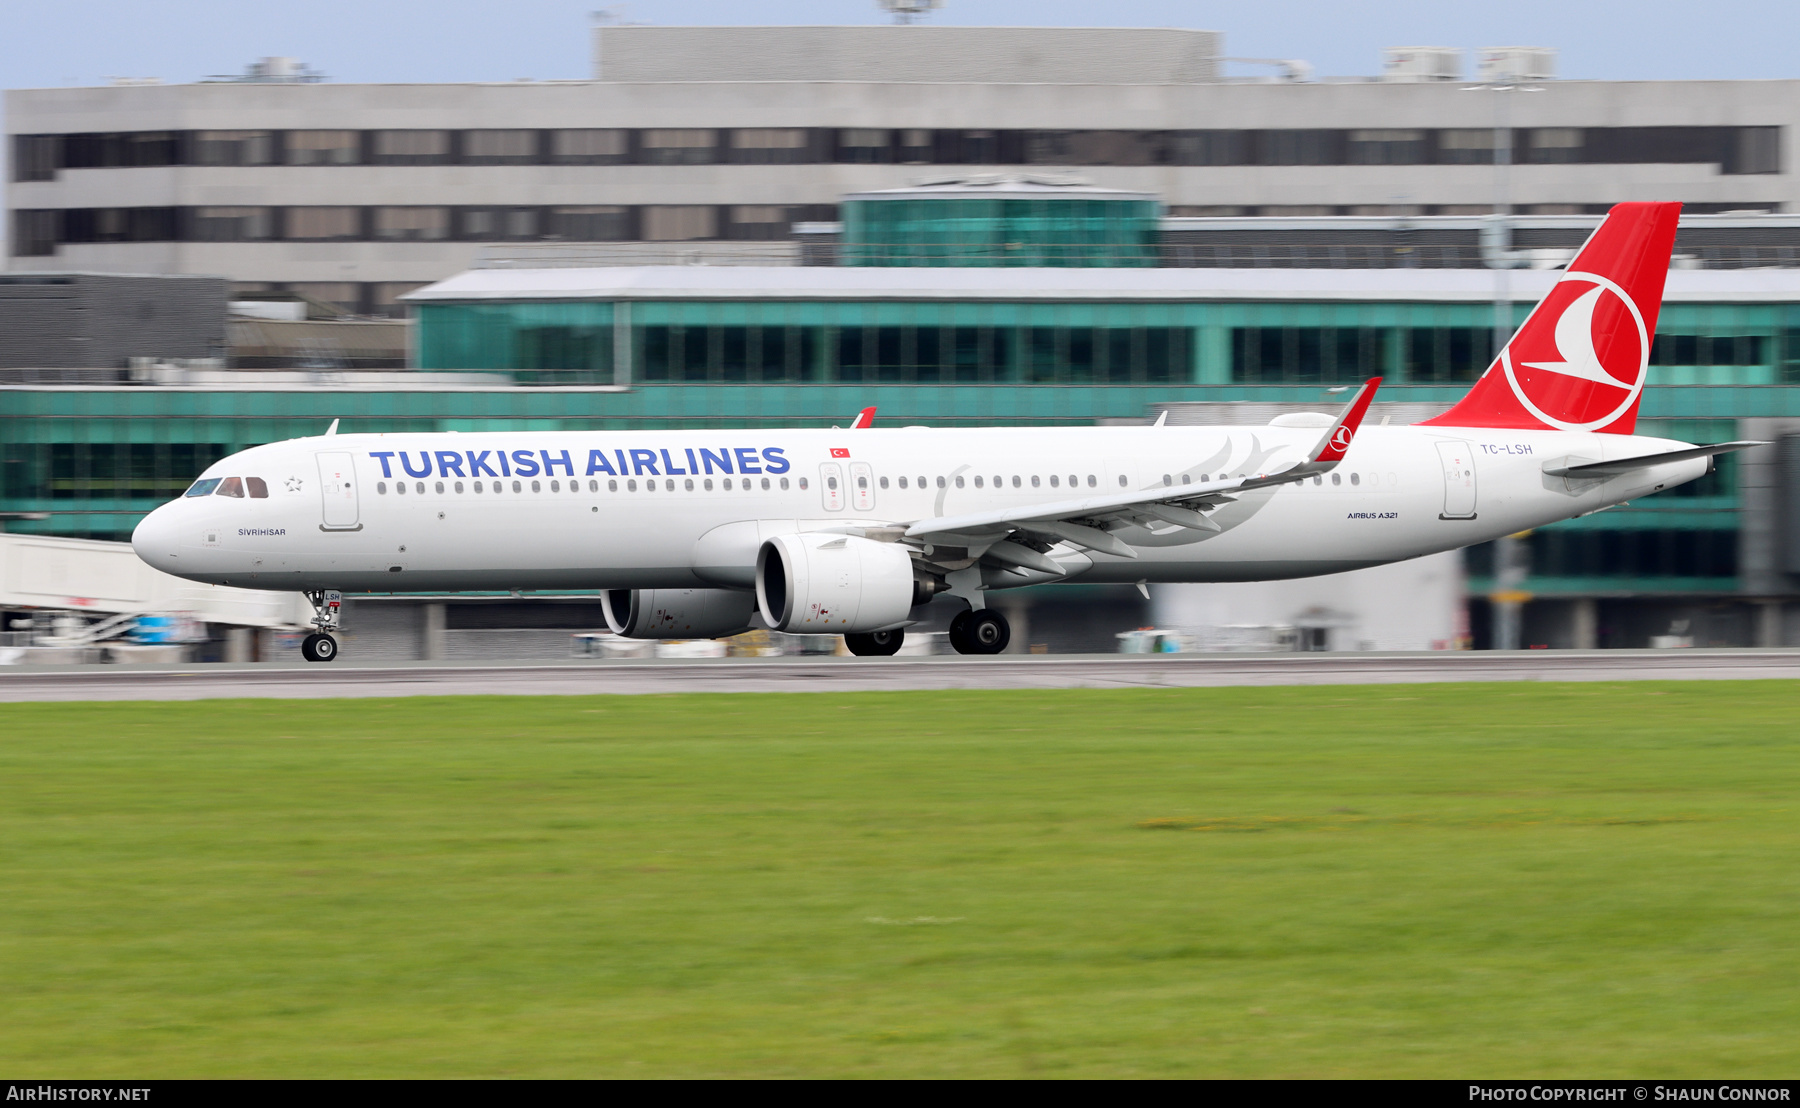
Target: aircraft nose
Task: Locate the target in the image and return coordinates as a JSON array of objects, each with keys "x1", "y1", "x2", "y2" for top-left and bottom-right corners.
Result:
[{"x1": 132, "y1": 505, "x2": 181, "y2": 567}]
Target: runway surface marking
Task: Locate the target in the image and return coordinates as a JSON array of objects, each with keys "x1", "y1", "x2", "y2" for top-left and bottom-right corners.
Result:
[{"x1": 3, "y1": 650, "x2": 1799, "y2": 701}]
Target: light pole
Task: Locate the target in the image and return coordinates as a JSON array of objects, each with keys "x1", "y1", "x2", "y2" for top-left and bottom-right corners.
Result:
[{"x1": 1463, "y1": 71, "x2": 1543, "y2": 650}]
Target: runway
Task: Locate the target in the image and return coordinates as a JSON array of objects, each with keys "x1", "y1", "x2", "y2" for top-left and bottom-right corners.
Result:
[{"x1": 3, "y1": 648, "x2": 1800, "y2": 702}]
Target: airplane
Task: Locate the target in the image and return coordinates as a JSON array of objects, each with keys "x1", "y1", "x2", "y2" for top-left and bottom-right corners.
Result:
[{"x1": 132, "y1": 202, "x2": 1757, "y2": 662}]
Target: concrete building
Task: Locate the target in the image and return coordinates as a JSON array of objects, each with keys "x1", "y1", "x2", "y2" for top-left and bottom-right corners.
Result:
[{"x1": 6, "y1": 24, "x2": 1794, "y2": 311}]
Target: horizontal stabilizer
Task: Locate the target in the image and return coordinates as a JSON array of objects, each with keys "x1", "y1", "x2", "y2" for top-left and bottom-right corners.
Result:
[{"x1": 1541, "y1": 441, "x2": 1763, "y2": 478}]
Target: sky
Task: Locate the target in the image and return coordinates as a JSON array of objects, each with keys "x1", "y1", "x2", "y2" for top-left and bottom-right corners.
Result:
[{"x1": 3, "y1": 0, "x2": 1799, "y2": 89}]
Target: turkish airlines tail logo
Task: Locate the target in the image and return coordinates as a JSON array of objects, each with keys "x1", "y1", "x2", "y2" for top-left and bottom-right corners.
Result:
[{"x1": 1422, "y1": 201, "x2": 1679, "y2": 435}]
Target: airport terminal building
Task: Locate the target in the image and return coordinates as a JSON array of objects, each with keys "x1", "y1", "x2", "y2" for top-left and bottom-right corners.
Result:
[{"x1": 6, "y1": 25, "x2": 1800, "y2": 651}]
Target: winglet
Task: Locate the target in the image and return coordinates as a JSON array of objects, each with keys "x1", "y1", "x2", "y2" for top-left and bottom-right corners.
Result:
[
  {"x1": 1307, "y1": 377, "x2": 1381, "y2": 467},
  {"x1": 851, "y1": 407, "x2": 877, "y2": 429},
  {"x1": 325, "y1": 418, "x2": 339, "y2": 436}
]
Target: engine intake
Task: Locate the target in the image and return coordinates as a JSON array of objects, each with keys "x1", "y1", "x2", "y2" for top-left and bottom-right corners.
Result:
[
  {"x1": 755, "y1": 533, "x2": 916, "y2": 634},
  {"x1": 601, "y1": 588, "x2": 757, "y2": 640}
]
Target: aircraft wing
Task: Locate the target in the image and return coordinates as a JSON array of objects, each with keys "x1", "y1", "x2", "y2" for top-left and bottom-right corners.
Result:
[
  {"x1": 904, "y1": 378, "x2": 1381, "y2": 565},
  {"x1": 1541, "y1": 441, "x2": 1763, "y2": 478}
]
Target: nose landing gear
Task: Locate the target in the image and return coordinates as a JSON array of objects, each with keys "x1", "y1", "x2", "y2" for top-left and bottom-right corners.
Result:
[{"x1": 301, "y1": 589, "x2": 343, "y2": 663}]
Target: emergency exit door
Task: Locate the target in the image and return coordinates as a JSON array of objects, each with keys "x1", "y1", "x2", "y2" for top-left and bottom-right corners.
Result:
[
  {"x1": 317, "y1": 451, "x2": 361, "y2": 530},
  {"x1": 1436, "y1": 440, "x2": 1477, "y2": 520}
]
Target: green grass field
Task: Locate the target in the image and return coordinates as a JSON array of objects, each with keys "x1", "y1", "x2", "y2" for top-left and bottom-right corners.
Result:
[{"x1": 3, "y1": 683, "x2": 1799, "y2": 1077}]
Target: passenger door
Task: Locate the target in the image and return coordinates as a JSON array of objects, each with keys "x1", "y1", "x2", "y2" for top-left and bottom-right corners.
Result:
[
  {"x1": 848, "y1": 461, "x2": 876, "y2": 512},
  {"x1": 1435, "y1": 440, "x2": 1477, "y2": 520},
  {"x1": 317, "y1": 451, "x2": 361, "y2": 530},
  {"x1": 819, "y1": 462, "x2": 845, "y2": 512}
]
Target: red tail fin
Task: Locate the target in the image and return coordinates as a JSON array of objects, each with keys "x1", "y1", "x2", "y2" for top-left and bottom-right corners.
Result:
[{"x1": 1422, "y1": 201, "x2": 1680, "y2": 434}]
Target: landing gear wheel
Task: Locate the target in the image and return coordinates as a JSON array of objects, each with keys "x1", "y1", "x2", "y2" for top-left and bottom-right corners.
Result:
[
  {"x1": 845, "y1": 629, "x2": 905, "y2": 657},
  {"x1": 301, "y1": 633, "x2": 339, "y2": 663},
  {"x1": 950, "y1": 609, "x2": 1010, "y2": 656}
]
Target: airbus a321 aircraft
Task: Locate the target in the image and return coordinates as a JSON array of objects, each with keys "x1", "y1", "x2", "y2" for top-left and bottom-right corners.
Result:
[{"x1": 133, "y1": 201, "x2": 1756, "y2": 661}]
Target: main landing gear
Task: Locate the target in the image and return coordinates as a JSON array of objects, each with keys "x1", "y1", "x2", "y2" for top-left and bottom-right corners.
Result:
[
  {"x1": 948, "y1": 608, "x2": 1010, "y2": 655},
  {"x1": 845, "y1": 628, "x2": 905, "y2": 656},
  {"x1": 301, "y1": 589, "x2": 343, "y2": 663}
]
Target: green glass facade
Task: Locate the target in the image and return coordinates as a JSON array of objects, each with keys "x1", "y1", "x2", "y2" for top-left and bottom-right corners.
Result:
[
  {"x1": 8, "y1": 294, "x2": 1800, "y2": 606},
  {"x1": 840, "y1": 196, "x2": 1159, "y2": 267},
  {"x1": 417, "y1": 299, "x2": 1800, "y2": 388}
]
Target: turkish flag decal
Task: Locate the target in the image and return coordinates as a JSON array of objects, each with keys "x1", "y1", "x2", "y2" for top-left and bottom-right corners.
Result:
[{"x1": 830, "y1": 447, "x2": 850, "y2": 458}]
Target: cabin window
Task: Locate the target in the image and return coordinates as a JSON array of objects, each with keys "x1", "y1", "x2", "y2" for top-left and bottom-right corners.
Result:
[
  {"x1": 1162, "y1": 474, "x2": 1172, "y2": 486},
  {"x1": 897, "y1": 476, "x2": 907, "y2": 489},
  {"x1": 609, "y1": 480, "x2": 618, "y2": 492},
  {"x1": 1332, "y1": 473, "x2": 1342, "y2": 486},
  {"x1": 435, "y1": 481, "x2": 445, "y2": 494},
  {"x1": 377, "y1": 481, "x2": 388, "y2": 494},
  {"x1": 722, "y1": 478, "x2": 733, "y2": 490},
  {"x1": 627, "y1": 479, "x2": 637, "y2": 491},
  {"x1": 879, "y1": 476, "x2": 889, "y2": 489},
  {"x1": 1031, "y1": 475, "x2": 1040, "y2": 488},
  {"x1": 216, "y1": 476, "x2": 245, "y2": 498},
  {"x1": 512, "y1": 480, "x2": 522, "y2": 492},
  {"x1": 1118, "y1": 475, "x2": 1128, "y2": 487},
  {"x1": 416, "y1": 482, "x2": 425, "y2": 494},
  {"x1": 531, "y1": 480, "x2": 541, "y2": 492},
  {"x1": 1087, "y1": 475, "x2": 1097, "y2": 487},
  {"x1": 1351, "y1": 472, "x2": 1361, "y2": 486},
  {"x1": 1181, "y1": 474, "x2": 1191, "y2": 485},
  {"x1": 549, "y1": 480, "x2": 560, "y2": 492},
  {"x1": 828, "y1": 476, "x2": 839, "y2": 490},
  {"x1": 799, "y1": 477, "x2": 809, "y2": 490},
  {"x1": 454, "y1": 481, "x2": 463, "y2": 493},
  {"x1": 956, "y1": 476, "x2": 965, "y2": 488},
  {"x1": 759, "y1": 477, "x2": 769, "y2": 490},
  {"x1": 1012, "y1": 475, "x2": 1021, "y2": 488},
  {"x1": 396, "y1": 482, "x2": 407, "y2": 495},
  {"x1": 780, "y1": 477, "x2": 790, "y2": 490},
  {"x1": 857, "y1": 476, "x2": 868, "y2": 489},
  {"x1": 685, "y1": 478, "x2": 694, "y2": 491}
]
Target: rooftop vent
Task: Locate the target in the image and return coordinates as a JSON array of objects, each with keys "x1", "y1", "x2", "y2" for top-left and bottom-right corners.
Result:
[
  {"x1": 1381, "y1": 47, "x2": 1463, "y2": 82},
  {"x1": 1477, "y1": 47, "x2": 1556, "y2": 82}
]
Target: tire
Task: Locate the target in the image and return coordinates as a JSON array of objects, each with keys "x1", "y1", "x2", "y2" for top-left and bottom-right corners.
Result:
[
  {"x1": 845, "y1": 628, "x2": 905, "y2": 657},
  {"x1": 301, "y1": 633, "x2": 339, "y2": 662},
  {"x1": 951, "y1": 609, "x2": 1010, "y2": 655},
  {"x1": 947, "y1": 609, "x2": 973, "y2": 654}
]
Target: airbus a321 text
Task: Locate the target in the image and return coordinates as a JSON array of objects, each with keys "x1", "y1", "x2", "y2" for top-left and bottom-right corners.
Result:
[{"x1": 132, "y1": 202, "x2": 1758, "y2": 661}]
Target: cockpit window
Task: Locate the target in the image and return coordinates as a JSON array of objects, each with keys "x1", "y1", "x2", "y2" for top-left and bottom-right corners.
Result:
[
  {"x1": 216, "y1": 476, "x2": 245, "y2": 498},
  {"x1": 185, "y1": 478, "x2": 222, "y2": 497},
  {"x1": 246, "y1": 477, "x2": 269, "y2": 498}
]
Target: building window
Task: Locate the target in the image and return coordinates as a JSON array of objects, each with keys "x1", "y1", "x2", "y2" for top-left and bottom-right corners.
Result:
[
  {"x1": 286, "y1": 130, "x2": 360, "y2": 165},
  {"x1": 549, "y1": 129, "x2": 628, "y2": 165},
  {"x1": 12, "y1": 135, "x2": 61, "y2": 182},
  {"x1": 836, "y1": 128, "x2": 892, "y2": 164},
  {"x1": 1024, "y1": 131, "x2": 1160, "y2": 167},
  {"x1": 284, "y1": 207, "x2": 362, "y2": 240},
  {"x1": 192, "y1": 206, "x2": 273, "y2": 241},
  {"x1": 11, "y1": 210, "x2": 59, "y2": 256},
  {"x1": 1405, "y1": 328, "x2": 1493, "y2": 383},
  {"x1": 642, "y1": 206, "x2": 718, "y2": 241},
  {"x1": 1526, "y1": 128, "x2": 1584, "y2": 164},
  {"x1": 373, "y1": 207, "x2": 450, "y2": 241},
  {"x1": 898, "y1": 129, "x2": 933, "y2": 164},
  {"x1": 1438, "y1": 129, "x2": 1499, "y2": 165},
  {"x1": 1348, "y1": 129, "x2": 1428, "y2": 165},
  {"x1": 60, "y1": 207, "x2": 179, "y2": 243},
  {"x1": 194, "y1": 130, "x2": 275, "y2": 166},
  {"x1": 728, "y1": 129, "x2": 813, "y2": 164},
  {"x1": 1233, "y1": 327, "x2": 1390, "y2": 384},
  {"x1": 460, "y1": 208, "x2": 539, "y2": 241},
  {"x1": 1728, "y1": 127, "x2": 1781, "y2": 175},
  {"x1": 935, "y1": 130, "x2": 1002, "y2": 164},
  {"x1": 462, "y1": 129, "x2": 537, "y2": 165},
  {"x1": 370, "y1": 130, "x2": 453, "y2": 165},
  {"x1": 725, "y1": 206, "x2": 794, "y2": 241},
  {"x1": 1166, "y1": 131, "x2": 1249, "y2": 166},
  {"x1": 640, "y1": 129, "x2": 717, "y2": 165},
  {"x1": 1259, "y1": 130, "x2": 1341, "y2": 166},
  {"x1": 546, "y1": 206, "x2": 631, "y2": 241}
]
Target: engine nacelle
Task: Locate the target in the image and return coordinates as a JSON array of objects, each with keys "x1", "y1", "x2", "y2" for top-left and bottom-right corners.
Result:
[
  {"x1": 601, "y1": 588, "x2": 757, "y2": 640},
  {"x1": 756, "y1": 533, "x2": 916, "y2": 634}
]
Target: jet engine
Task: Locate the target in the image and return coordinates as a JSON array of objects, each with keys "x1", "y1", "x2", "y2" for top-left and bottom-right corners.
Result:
[
  {"x1": 755, "y1": 533, "x2": 917, "y2": 634},
  {"x1": 601, "y1": 587, "x2": 757, "y2": 640}
]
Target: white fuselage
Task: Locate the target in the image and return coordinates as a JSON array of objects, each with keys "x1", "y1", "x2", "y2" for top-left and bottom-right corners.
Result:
[{"x1": 130, "y1": 424, "x2": 1707, "y2": 594}]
